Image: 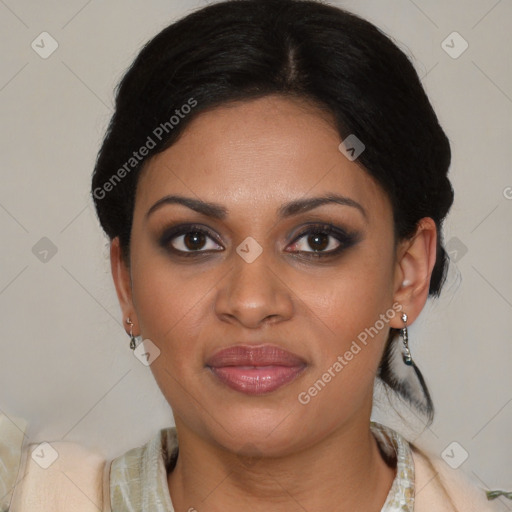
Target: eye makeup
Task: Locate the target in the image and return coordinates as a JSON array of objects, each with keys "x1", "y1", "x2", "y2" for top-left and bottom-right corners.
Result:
[{"x1": 156, "y1": 220, "x2": 362, "y2": 262}]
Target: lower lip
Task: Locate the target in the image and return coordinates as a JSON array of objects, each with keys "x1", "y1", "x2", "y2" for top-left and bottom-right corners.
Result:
[{"x1": 208, "y1": 365, "x2": 306, "y2": 395}]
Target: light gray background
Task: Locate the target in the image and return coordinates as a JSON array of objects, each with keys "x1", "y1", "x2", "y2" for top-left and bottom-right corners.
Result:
[{"x1": 1, "y1": 0, "x2": 511, "y2": 503}]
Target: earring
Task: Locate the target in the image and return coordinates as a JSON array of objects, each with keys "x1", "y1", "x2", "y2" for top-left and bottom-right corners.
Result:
[
  {"x1": 400, "y1": 313, "x2": 413, "y2": 366},
  {"x1": 125, "y1": 317, "x2": 141, "y2": 350}
]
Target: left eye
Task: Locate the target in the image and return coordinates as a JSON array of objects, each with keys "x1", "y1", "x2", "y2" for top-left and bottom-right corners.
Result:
[
  {"x1": 288, "y1": 229, "x2": 342, "y2": 254},
  {"x1": 291, "y1": 224, "x2": 354, "y2": 256}
]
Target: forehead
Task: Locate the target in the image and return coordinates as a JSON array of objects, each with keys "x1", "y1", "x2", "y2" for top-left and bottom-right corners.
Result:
[{"x1": 134, "y1": 95, "x2": 391, "y2": 225}]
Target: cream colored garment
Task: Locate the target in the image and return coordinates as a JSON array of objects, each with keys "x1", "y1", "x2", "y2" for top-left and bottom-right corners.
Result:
[
  {"x1": 1, "y1": 413, "x2": 504, "y2": 512},
  {"x1": 412, "y1": 444, "x2": 502, "y2": 512},
  {"x1": 7, "y1": 435, "x2": 106, "y2": 512},
  {"x1": 106, "y1": 422, "x2": 503, "y2": 512},
  {"x1": 0, "y1": 414, "x2": 27, "y2": 512}
]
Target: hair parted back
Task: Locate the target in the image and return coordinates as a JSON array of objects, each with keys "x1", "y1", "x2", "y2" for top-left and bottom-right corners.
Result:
[{"x1": 91, "y1": 0, "x2": 454, "y2": 422}]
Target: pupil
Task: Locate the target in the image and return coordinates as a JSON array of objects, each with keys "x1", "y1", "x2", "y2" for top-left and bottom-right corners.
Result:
[
  {"x1": 185, "y1": 232, "x2": 205, "y2": 250},
  {"x1": 308, "y1": 233, "x2": 328, "y2": 251}
]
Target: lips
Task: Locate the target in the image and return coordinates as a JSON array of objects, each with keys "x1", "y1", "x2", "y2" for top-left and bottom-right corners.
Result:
[
  {"x1": 206, "y1": 344, "x2": 307, "y2": 395},
  {"x1": 206, "y1": 344, "x2": 307, "y2": 367}
]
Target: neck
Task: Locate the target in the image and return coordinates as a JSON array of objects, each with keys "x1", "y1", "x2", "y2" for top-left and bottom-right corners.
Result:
[{"x1": 167, "y1": 415, "x2": 396, "y2": 512}]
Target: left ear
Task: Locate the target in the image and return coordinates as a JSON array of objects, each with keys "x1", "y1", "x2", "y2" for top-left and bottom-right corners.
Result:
[{"x1": 390, "y1": 217, "x2": 437, "y2": 328}]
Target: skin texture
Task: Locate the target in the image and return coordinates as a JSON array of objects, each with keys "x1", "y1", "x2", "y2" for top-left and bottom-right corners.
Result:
[{"x1": 111, "y1": 95, "x2": 437, "y2": 511}]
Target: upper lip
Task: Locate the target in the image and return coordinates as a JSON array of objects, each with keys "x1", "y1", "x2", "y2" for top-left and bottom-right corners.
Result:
[{"x1": 206, "y1": 344, "x2": 307, "y2": 368}]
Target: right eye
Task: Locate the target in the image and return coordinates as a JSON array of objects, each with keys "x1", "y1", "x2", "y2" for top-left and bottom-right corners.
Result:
[{"x1": 159, "y1": 224, "x2": 224, "y2": 257}]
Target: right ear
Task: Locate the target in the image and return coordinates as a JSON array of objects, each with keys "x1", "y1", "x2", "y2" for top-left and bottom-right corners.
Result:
[{"x1": 110, "y1": 237, "x2": 138, "y2": 334}]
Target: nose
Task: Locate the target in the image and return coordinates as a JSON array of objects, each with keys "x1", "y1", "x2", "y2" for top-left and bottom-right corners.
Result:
[{"x1": 214, "y1": 249, "x2": 294, "y2": 329}]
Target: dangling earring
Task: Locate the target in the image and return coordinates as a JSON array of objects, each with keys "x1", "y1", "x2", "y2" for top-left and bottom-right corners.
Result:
[
  {"x1": 125, "y1": 317, "x2": 141, "y2": 350},
  {"x1": 379, "y1": 311, "x2": 434, "y2": 421},
  {"x1": 400, "y1": 312, "x2": 413, "y2": 365}
]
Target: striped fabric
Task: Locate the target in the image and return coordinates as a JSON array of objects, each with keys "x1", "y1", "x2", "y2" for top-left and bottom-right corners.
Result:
[
  {"x1": 109, "y1": 427, "x2": 177, "y2": 511},
  {"x1": 108, "y1": 421, "x2": 414, "y2": 511},
  {"x1": 1, "y1": 413, "x2": 503, "y2": 511}
]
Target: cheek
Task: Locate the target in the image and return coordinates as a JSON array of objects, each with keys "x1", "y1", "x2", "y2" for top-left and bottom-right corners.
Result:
[
  {"x1": 295, "y1": 244, "x2": 395, "y2": 393},
  {"x1": 304, "y1": 244, "x2": 394, "y2": 335},
  {"x1": 130, "y1": 253, "x2": 218, "y2": 370},
  {"x1": 294, "y1": 279, "x2": 395, "y2": 428},
  {"x1": 130, "y1": 267, "x2": 210, "y2": 413}
]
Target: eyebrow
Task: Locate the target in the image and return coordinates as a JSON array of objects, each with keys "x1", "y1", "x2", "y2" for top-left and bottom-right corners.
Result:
[{"x1": 145, "y1": 193, "x2": 368, "y2": 222}]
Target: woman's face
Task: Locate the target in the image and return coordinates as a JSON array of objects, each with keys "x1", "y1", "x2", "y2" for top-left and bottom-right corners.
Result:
[{"x1": 117, "y1": 95, "x2": 413, "y2": 456}]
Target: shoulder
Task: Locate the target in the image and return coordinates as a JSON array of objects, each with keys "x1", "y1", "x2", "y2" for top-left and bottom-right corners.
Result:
[
  {"x1": 411, "y1": 443, "x2": 503, "y2": 512},
  {"x1": 2, "y1": 415, "x2": 176, "y2": 512},
  {"x1": 0, "y1": 414, "x2": 28, "y2": 511},
  {"x1": 8, "y1": 435, "x2": 107, "y2": 512},
  {"x1": 109, "y1": 426, "x2": 178, "y2": 511}
]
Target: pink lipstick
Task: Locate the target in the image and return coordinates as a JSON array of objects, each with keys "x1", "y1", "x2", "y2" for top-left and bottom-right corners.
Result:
[{"x1": 206, "y1": 344, "x2": 307, "y2": 395}]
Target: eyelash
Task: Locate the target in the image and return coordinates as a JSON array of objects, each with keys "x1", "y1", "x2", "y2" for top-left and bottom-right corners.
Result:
[{"x1": 158, "y1": 223, "x2": 359, "y2": 260}]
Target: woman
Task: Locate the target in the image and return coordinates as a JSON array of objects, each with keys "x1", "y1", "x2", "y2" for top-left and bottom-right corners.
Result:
[{"x1": 1, "y1": 0, "x2": 505, "y2": 510}]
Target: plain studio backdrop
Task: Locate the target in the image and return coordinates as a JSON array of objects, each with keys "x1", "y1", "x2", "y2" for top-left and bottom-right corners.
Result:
[{"x1": 1, "y1": 0, "x2": 511, "y2": 498}]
